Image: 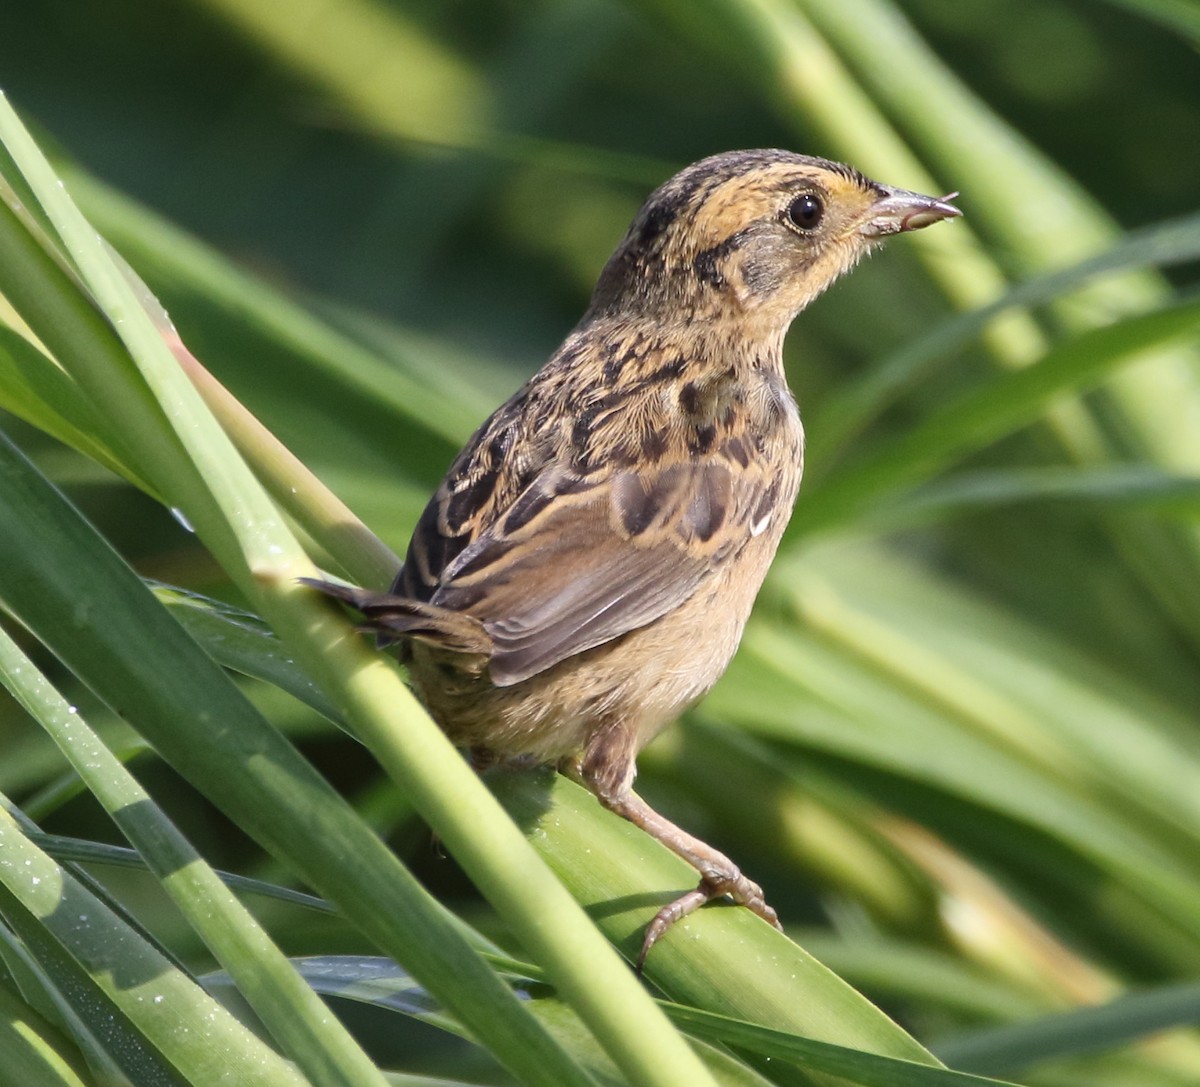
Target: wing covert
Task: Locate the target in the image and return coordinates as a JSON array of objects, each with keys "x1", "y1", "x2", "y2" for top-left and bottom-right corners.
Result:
[{"x1": 430, "y1": 450, "x2": 776, "y2": 685}]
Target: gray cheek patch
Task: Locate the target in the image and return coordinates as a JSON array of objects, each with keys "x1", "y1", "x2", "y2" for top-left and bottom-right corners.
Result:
[{"x1": 739, "y1": 253, "x2": 785, "y2": 298}]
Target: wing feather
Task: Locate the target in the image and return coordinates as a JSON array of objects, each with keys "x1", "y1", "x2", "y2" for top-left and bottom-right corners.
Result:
[
  {"x1": 426, "y1": 452, "x2": 772, "y2": 685},
  {"x1": 388, "y1": 360, "x2": 794, "y2": 687}
]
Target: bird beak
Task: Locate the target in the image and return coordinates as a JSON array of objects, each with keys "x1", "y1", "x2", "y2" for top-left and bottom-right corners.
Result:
[{"x1": 859, "y1": 187, "x2": 962, "y2": 237}]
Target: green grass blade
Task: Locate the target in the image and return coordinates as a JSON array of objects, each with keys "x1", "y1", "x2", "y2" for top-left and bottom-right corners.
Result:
[
  {"x1": 112, "y1": 257, "x2": 400, "y2": 586},
  {"x1": 0, "y1": 323, "x2": 131, "y2": 484},
  {"x1": 27, "y1": 834, "x2": 331, "y2": 916},
  {"x1": 665, "y1": 1005, "x2": 1020, "y2": 1087},
  {"x1": 0, "y1": 198, "x2": 151, "y2": 491},
  {"x1": 491, "y1": 769, "x2": 942, "y2": 1066},
  {"x1": 799, "y1": 298, "x2": 1200, "y2": 533},
  {"x1": 192, "y1": 0, "x2": 488, "y2": 148},
  {"x1": 1092, "y1": 0, "x2": 1200, "y2": 42},
  {"x1": 0, "y1": 806, "x2": 308, "y2": 1087},
  {"x1": 0, "y1": 983, "x2": 91, "y2": 1087},
  {"x1": 150, "y1": 584, "x2": 347, "y2": 729},
  {"x1": 0, "y1": 430, "x2": 596, "y2": 1087},
  {"x1": 807, "y1": 209, "x2": 1200, "y2": 470},
  {"x1": 789, "y1": 932, "x2": 1044, "y2": 1024},
  {"x1": 0, "y1": 88, "x2": 723, "y2": 1087},
  {"x1": 70, "y1": 169, "x2": 485, "y2": 450},
  {"x1": 868, "y1": 466, "x2": 1200, "y2": 529},
  {"x1": 642, "y1": 0, "x2": 1200, "y2": 667},
  {"x1": 0, "y1": 624, "x2": 389, "y2": 1087},
  {"x1": 798, "y1": 0, "x2": 1118, "y2": 267},
  {"x1": 638, "y1": 0, "x2": 1048, "y2": 367},
  {"x1": 709, "y1": 540, "x2": 1200, "y2": 965},
  {"x1": 259, "y1": 956, "x2": 781, "y2": 1087},
  {"x1": 936, "y1": 980, "x2": 1200, "y2": 1075}
]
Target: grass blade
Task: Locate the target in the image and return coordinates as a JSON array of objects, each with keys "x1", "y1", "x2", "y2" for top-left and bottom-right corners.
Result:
[
  {"x1": 936, "y1": 981, "x2": 1200, "y2": 1075},
  {"x1": 0, "y1": 623, "x2": 389, "y2": 1087},
  {"x1": 0, "y1": 88, "x2": 720, "y2": 1087},
  {"x1": 0, "y1": 805, "x2": 308, "y2": 1087},
  {"x1": 799, "y1": 298, "x2": 1200, "y2": 533}
]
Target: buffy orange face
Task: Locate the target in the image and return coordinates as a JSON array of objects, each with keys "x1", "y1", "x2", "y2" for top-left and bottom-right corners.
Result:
[{"x1": 590, "y1": 150, "x2": 959, "y2": 331}]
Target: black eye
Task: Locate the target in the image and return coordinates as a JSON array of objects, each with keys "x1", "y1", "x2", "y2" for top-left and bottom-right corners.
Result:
[{"x1": 786, "y1": 193, "x2": 823, "y2": 231}]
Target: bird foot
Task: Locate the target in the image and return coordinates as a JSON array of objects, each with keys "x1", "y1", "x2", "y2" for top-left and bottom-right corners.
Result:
[
  {"x1": 575, "y1": 760, "x2": 784, "y2": 970},
  {"x1": 636, "y1": 867, "x2": 783, "y2": 971}
]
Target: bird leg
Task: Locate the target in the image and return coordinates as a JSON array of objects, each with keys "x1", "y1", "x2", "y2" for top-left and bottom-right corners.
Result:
[
  {"x1": 600, "y1": 788, "x2": 782, "y2": 968},
  {"x1": 568, "y1": 738, "x2": 781, "y2": 968}
]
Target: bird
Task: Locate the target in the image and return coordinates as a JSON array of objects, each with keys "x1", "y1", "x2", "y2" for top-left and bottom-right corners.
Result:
[{"x1": 308, "y1": 149, "x2": 960, "y2": 966}]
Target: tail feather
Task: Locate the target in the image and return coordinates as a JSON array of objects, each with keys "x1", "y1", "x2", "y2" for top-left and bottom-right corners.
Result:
[{"x1": 300, "y1": 578, "x2": 491, "y2": 656}]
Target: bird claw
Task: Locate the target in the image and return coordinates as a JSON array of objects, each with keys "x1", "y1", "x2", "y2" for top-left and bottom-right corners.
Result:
[{"x1": 636, "y1": 872, "x2": 782, "y2": 972}]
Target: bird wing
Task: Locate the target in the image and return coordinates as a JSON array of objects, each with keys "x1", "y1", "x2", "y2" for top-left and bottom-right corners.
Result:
[{"x1": 422, "y1": 452, "x2": 781, "y2": 686}]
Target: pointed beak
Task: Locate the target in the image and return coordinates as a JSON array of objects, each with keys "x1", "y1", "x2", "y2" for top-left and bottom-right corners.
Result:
[{"x1": 859, "y1": 187, "x2": 962, "y2": 237}]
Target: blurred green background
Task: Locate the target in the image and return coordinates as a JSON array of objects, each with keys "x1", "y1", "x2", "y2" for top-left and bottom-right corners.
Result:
[{"x1": 3, "y1": 0, "x2": 1200, "y2": 1084}]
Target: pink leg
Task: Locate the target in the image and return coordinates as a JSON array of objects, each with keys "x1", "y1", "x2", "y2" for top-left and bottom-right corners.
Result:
[
  {"x1": 600, "y1": 788, "x2": 782, "y2": 969},
  {"x1": 569, "y1": 731, "x2": 781, "y2": 968}
]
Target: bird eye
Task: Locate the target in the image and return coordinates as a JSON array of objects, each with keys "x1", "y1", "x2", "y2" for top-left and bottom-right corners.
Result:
[{"x1": 786, "y1": 193, "x2": 823, "y2": 231}]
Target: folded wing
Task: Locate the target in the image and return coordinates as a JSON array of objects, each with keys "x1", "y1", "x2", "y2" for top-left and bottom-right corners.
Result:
[{"x1": 419, "y1": 452, "x2": 777, "y2": 685}]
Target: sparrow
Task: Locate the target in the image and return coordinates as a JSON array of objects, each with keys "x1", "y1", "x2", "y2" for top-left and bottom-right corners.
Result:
[{"x1": 309, "y1": 149, "x2": 960, "y2": 966}]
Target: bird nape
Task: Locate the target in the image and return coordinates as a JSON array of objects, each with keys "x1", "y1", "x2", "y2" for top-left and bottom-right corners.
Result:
[{"x1": 307, "y1": 149, "x2": 960, "y2": 967}]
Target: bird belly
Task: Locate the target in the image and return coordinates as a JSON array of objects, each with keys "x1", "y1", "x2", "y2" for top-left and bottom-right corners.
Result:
[{"x1": 407, "y1": 530, "x2": 779, "y2": 766}]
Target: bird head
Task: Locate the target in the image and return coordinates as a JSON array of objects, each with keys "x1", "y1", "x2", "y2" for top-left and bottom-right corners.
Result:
[{"x1": 589, "y1": 149, "x2": 960, "y2": 336}]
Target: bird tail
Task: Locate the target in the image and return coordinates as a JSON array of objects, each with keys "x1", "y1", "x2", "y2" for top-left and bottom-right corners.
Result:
[{"x1": 300, "y1": 578, "x2": 491, "y2": 656}]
